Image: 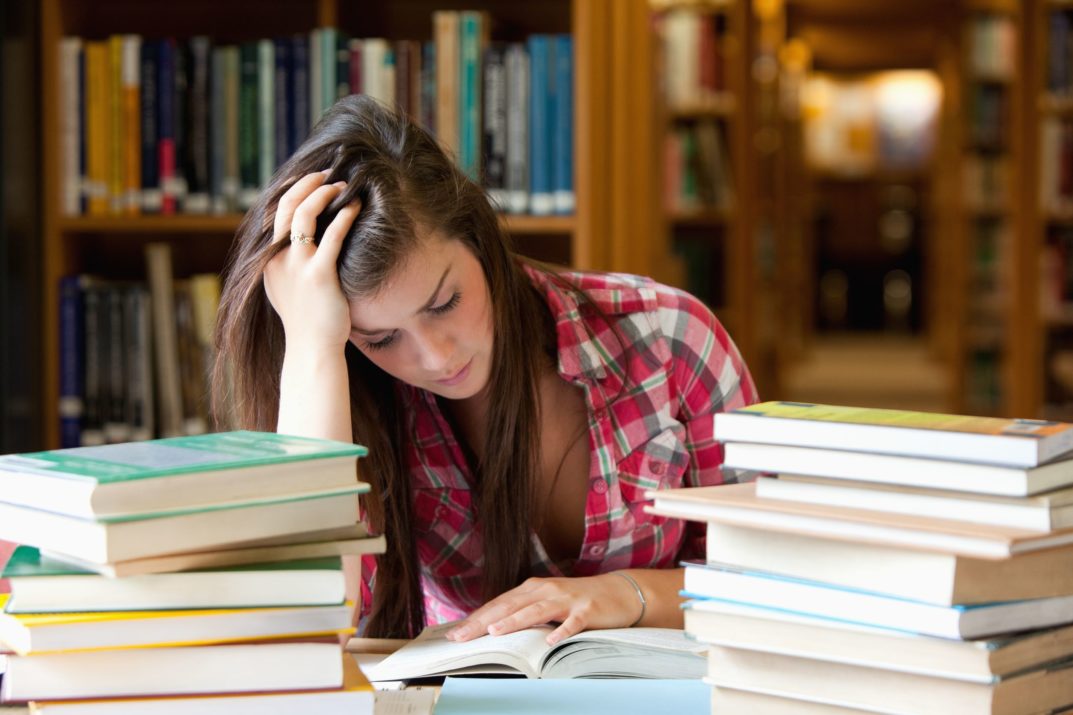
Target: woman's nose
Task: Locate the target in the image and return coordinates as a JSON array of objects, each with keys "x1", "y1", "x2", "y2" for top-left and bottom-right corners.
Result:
[{"x1": 414, "y1": 328, "x2": 453, "y2": 372}]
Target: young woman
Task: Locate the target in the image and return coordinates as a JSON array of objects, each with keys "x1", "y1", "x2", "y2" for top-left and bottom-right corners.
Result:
[{"x1": 214, "y1": 95, "x2": 758, "y2": 642}]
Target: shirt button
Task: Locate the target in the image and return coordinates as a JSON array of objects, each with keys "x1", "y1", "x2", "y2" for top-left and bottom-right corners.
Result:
[
  {"x1": 591, "y1": 479, "x2": 609, "y2": 494},
  {"x1": 648, "y1": 460, "x2": 665, "y2": 475},
  {"x1": 588, "y1": 544, "x2": 606, "y2": 557}
]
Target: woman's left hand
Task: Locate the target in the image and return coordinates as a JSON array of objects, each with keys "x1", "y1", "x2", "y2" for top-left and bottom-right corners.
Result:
[{"x1": 445, "y1": 573, "x2": 643, "y2": 645}]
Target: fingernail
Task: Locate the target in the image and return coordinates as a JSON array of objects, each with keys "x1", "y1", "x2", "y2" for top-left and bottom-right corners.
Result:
[
  {"x1": 488, "y1": 623, "x2": 503, "y2": 635},
  {"x1": 546, "y1": 633, "x2": 560, "y2": 645},
  {"x1": 320, "y1": 169, "x2": 331, "y2": 175},
  {"x1": 333, "y1": 181, "x2": 347, "y2": 188}
]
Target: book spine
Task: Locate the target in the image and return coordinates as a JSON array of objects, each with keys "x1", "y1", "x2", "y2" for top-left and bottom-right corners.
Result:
[
  {"x1": 309, "y1": 29, "x2": 322, "y2": 127},
  {"x1": 238, "y1": 41, "x2": 260, "y2": 210},
  {"x1": 552, "y1": 34, "x2": 574, "y2": 215},
  {"x1": 80, "y1": 283, "x2": 105, "y2": 446},
  {"x1": 395, "y1": 39, "x2": 412, "y2": 118},
  {"x1": 140, "y1": 39, "x2": 161, "y2": 213},
  {"x1": 222, "y1": 46, "x2": 241, "y2": 212},
  {"x1": 527, "y1": 35, "x2": 553, "y2": 216},
  {"x1": 145, "y1": 243, "x2": 184, "y2": 438},
  {"x1": 420, "y1": 41, "x2": 436, "y2": 134},
  {"x1": 504, "y1": 43, "x2": 529, "y2": 214},
  {"x1": 184, "y1": 36, "x2": 211, "y2": 214},
  {"x1": 336, "y1": 32, "x2": 350, "y2": 101},
  {"x1": 291, "y1": 36, "x2": 310, "y2": 155},
  {"x1": 348, "y1": 38, "x2": 362, "y2": 97},
  {"x1": 258, "y1": 39, "x2": 275, "y2": 189},
  {"x1": 126, "y1": 286, "x2": 155, "y2": 441},
  {"x1": 458, "y1": 11, "x2": 482, "y2": 180},
  {"x1": 85, "y1": 42, "x2": 110, "y2": 216},
  {"x1": 58, "y1": 276, "x2": 85, "y2": 448},
  {"x1": 108, "y1": 36, "x2": 124, "y2": 215},
  {"x1": 157, "y1": 38, "x2": 177, "y2": 215},
  {"x1": 434, "y1": 11, "x2": 460, "y2": 160},
  {"x1": 59, "y1": 38, "x2": 83, "y2": 217},
  {"x1": 210, "y1": 46, "x2": 227, "y2": 214},
  {"x1": 121, "y1": 35, "x2": 142, "y2": 215},
  {"x1": 172, "y1": 41, "x2": 190, "y2": 210},
  {"x1": 320, "y1": 27, "x2": 337, "y2": 117},
  {"x1": 103, "y1": 284, "x2": 131, "y2": 443},
  {"x1": 481, "y1": 44, "x2": 507, "y2": 210},
  {"x1": 274, "y1": 37, "x2": 291, "y2": 170}
]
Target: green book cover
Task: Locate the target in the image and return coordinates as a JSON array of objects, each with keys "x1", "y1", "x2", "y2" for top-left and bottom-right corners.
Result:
[
  {"x1": 0, "y1": 431, "x2": 368, "y2": 485},
  {"x1": 2, "y1": 545, "x2": 343, "y2": 580}
]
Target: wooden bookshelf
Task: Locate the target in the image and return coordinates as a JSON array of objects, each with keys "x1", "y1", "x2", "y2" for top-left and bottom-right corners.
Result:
[
  {"x1": 946, "y1": 3, "x2": 1023, "y2": 417},
  {"x1": 37, "y1": 0, "x2": 643, "y2": 448},
  {"x1": 645, "y1": 0, "x2": 756, "y2": 364}
]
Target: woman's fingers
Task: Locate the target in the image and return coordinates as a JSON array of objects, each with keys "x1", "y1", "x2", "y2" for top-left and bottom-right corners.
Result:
[
  {"x1": 289, "y1": 181, "x2": 348, "y2": 251},
  {"x1": 314, "y1": 199, "x2": 363, "y2": 268},
  {"x1": 273, "y1": 170, "x2": 330, "y2": 243}
]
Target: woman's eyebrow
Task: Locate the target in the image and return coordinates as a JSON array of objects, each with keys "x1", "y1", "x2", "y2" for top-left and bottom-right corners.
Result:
[{"x1": 350, "y1": 265, "x2": 452, "y2": 336}]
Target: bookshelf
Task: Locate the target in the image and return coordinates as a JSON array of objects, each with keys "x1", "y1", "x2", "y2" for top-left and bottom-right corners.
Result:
[
  {"x1": 38, "y1": 0, "x2": 631, "y2": 448},
  {"x1": 949, "y1": 1, "x2": 1022, "y2": 416},
  {"x1": 1023, "y1": 0, "x2": 1073, "y2": 419},
  {"x1": 647, "y1": 0, "x2": 756, "y2": 366}
]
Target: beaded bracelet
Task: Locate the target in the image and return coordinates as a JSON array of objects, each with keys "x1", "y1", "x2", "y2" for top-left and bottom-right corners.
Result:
[{"x1": 612, "y1": 571, "x2": 647, "y2": 627}]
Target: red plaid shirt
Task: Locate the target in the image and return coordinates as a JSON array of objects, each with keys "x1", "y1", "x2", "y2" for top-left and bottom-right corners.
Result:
[{"x1": 361, "y1": 268, "x2": 758, "y2": 625}]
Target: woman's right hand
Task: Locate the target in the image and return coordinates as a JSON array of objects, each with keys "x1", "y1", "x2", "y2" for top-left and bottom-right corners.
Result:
[{"x1": 264, "y1": 170, "x2": 362, "y2": 353}]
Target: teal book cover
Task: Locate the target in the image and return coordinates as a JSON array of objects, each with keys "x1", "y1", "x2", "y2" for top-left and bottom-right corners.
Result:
[
  {"x1": 433, "y1": 677, "x2": 709, "y2": 715},
  {"x1": 0, "y1": 431, "x2": 367, "y2": 484}
]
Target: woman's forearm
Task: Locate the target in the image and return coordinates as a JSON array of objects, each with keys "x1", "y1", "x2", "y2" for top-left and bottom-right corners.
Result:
[{"x1": 277, "y1": 346, "x2": 353, "y2": 443}]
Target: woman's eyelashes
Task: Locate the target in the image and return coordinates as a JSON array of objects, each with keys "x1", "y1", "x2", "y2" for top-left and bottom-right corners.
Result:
[
  {"x1": 429, "y1": 291, "x2": 461, "y2": 316},
  {"x1": 359, "y1": 293, "x2": 461, "y2": 351}
]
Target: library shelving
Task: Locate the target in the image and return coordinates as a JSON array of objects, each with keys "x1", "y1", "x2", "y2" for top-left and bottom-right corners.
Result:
[
  {"x1": 39, "y1": 0, "x2": 644, "y2": 448},
  {"x1": 1022, "y1": 0, "x2": 1073, "y2": 419},
  {"x1": 948, "y1": 1, "x2": 1022, "y2": 416},
  {"x1": 647, "y1": 0, "x2": 757, "y2": 369}
]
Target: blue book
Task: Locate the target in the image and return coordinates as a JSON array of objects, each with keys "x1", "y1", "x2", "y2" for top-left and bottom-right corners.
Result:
[
  {"x1": 274, "y1": 37, "x2": 291, "y2": 169},
  {"x1": 139, "y1": 40, "x2": 160, "y2": 213},
  {"x1": 58, "y1": 276, "x2": 86, "y2": 449},
  {"x1": 458, "y1": 11, "x2": 484, "y2": 181},
  {"x1": 420, "y1": 41, "x2": 437, "y2": 134},
  {"x1": 433, "y1": 677, "x2": 709, "y2": 715},
  {"x1": 552, "y1": 34, "x2": 573, "y2": 215},
  {"x1": 527, "y1": 35, "x2": 553, "y2": 215}
]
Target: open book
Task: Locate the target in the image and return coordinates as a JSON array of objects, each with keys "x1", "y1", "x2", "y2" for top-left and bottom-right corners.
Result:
[{"x1": 353, "y1": 622, "x2": 706, "y2": 680}]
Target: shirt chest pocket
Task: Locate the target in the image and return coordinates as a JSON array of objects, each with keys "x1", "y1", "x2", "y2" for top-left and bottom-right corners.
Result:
[{"x1": 615, "y1": 425, "x2": 690, "y2": 506}]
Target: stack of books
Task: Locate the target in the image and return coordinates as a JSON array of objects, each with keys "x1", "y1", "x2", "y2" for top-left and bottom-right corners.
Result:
[
  {"x1": 0, "y1": 431, "x2": 384, "y2": 713},
  {"x1": 647, "y1": 401, "x2": 1073, "y2": 715}
]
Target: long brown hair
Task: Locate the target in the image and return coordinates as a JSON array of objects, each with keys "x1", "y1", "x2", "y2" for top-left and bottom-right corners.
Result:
[{"x1": 213, "y1": 95, "x2": 552, "y2": 637}]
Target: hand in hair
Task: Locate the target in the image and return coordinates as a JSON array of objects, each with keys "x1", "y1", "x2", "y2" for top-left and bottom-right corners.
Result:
[
  {"x1": 444, "y1": 570, "x2": 670, "y2": 646},
  {"x1": 264, "y1": 170, "x2": 361, "y2": 351}
]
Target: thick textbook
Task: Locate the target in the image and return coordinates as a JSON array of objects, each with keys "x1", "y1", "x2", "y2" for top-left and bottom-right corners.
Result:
[
  {"x1": 703, "y1": 521, "x2": 1073, "y2": 606},
  {"x1": 40, "y1": 524, "x2": 383, "y2": 578},
  {"x1": 0, "y1": 640, "x2": 344, "y2": 702},
  {"x1": 0, "y1": 486, "x2": 363, "y2": 564},
  {"x1": 683, "y1": 561, "x2": 1073, "y2": 640},
  {"x1": 0, "y1": 431, "x2": 367, "y2": 519},
  {"x1": 684, "y1": 598, "x2": 1073, "y2": 682},
  {"x1": 0, "y1": 594, "x2": 353, "y2": 654},
  {"x1": 28, "y1": 656, "x2": 373, "y2": 714},
  {"x1": 360, "y1": 621, "x2": 705, "y2": 681},
  {"x1": 756, "y1": 475, "x2": 1073, "y2": 530},
  {"x1": 1, "y1": 548, "x2": 347, "y2": 613},
  {"x1": 433, "y1": 676, "x2": 710, "y2": 715},
  {"x1": 713, "y1": 401, "x2": 1073, "y2": 467},
  {"x1": 706, "y1": 644, "x2": 1073, "y2": 715},
  {"x1": 646, "y1": 482, "x2": 1073, "y2": 559},
  {"x1": 723, "y1": 442, "x2": 1073, "y2": 497}
]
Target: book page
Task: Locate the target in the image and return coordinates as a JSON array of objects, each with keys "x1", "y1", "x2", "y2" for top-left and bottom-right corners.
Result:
[
  {"x1": 365, "y1": 622, "x2": 552, "y2": 681},
  {"x1": 539, "y1": 627, "x2": 707, "y2": 678}
]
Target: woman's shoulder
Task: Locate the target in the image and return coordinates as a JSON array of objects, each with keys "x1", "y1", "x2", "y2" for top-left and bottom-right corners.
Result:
[{"x1": 527, "y1": 265, "x2": 705, "y2": 320}]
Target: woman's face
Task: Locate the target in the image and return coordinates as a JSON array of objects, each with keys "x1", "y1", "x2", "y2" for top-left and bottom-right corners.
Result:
[{"x1": 347, "y1": 234, "x2": 495, "y2": 402}]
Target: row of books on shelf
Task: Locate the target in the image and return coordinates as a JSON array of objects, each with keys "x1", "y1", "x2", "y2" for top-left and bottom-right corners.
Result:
[
  {"x1": 59, "y1": 17, "x2": 574, "y2": 219},
  {"x1": 0, "y1": 431, "x2": 385, "y2": 711},
  {"x1": 1042, "y1": 227, "x2": 1073, "y2": 323},
  {"x1": 58, "y1": 245, "x2": 219, "y2": 448},
  {"x1": 965, "y1": 83, "x2": 1009, "y2": 151},
  {"x1": 649, "y1": 400, "x2": 1073, "y2": 714},
  {"x1": 662, "y1": 119, "x2": 734, "y2": 214},
  {"x1": 656, "y1": 7, "x2": 731, "y2": 110}
]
